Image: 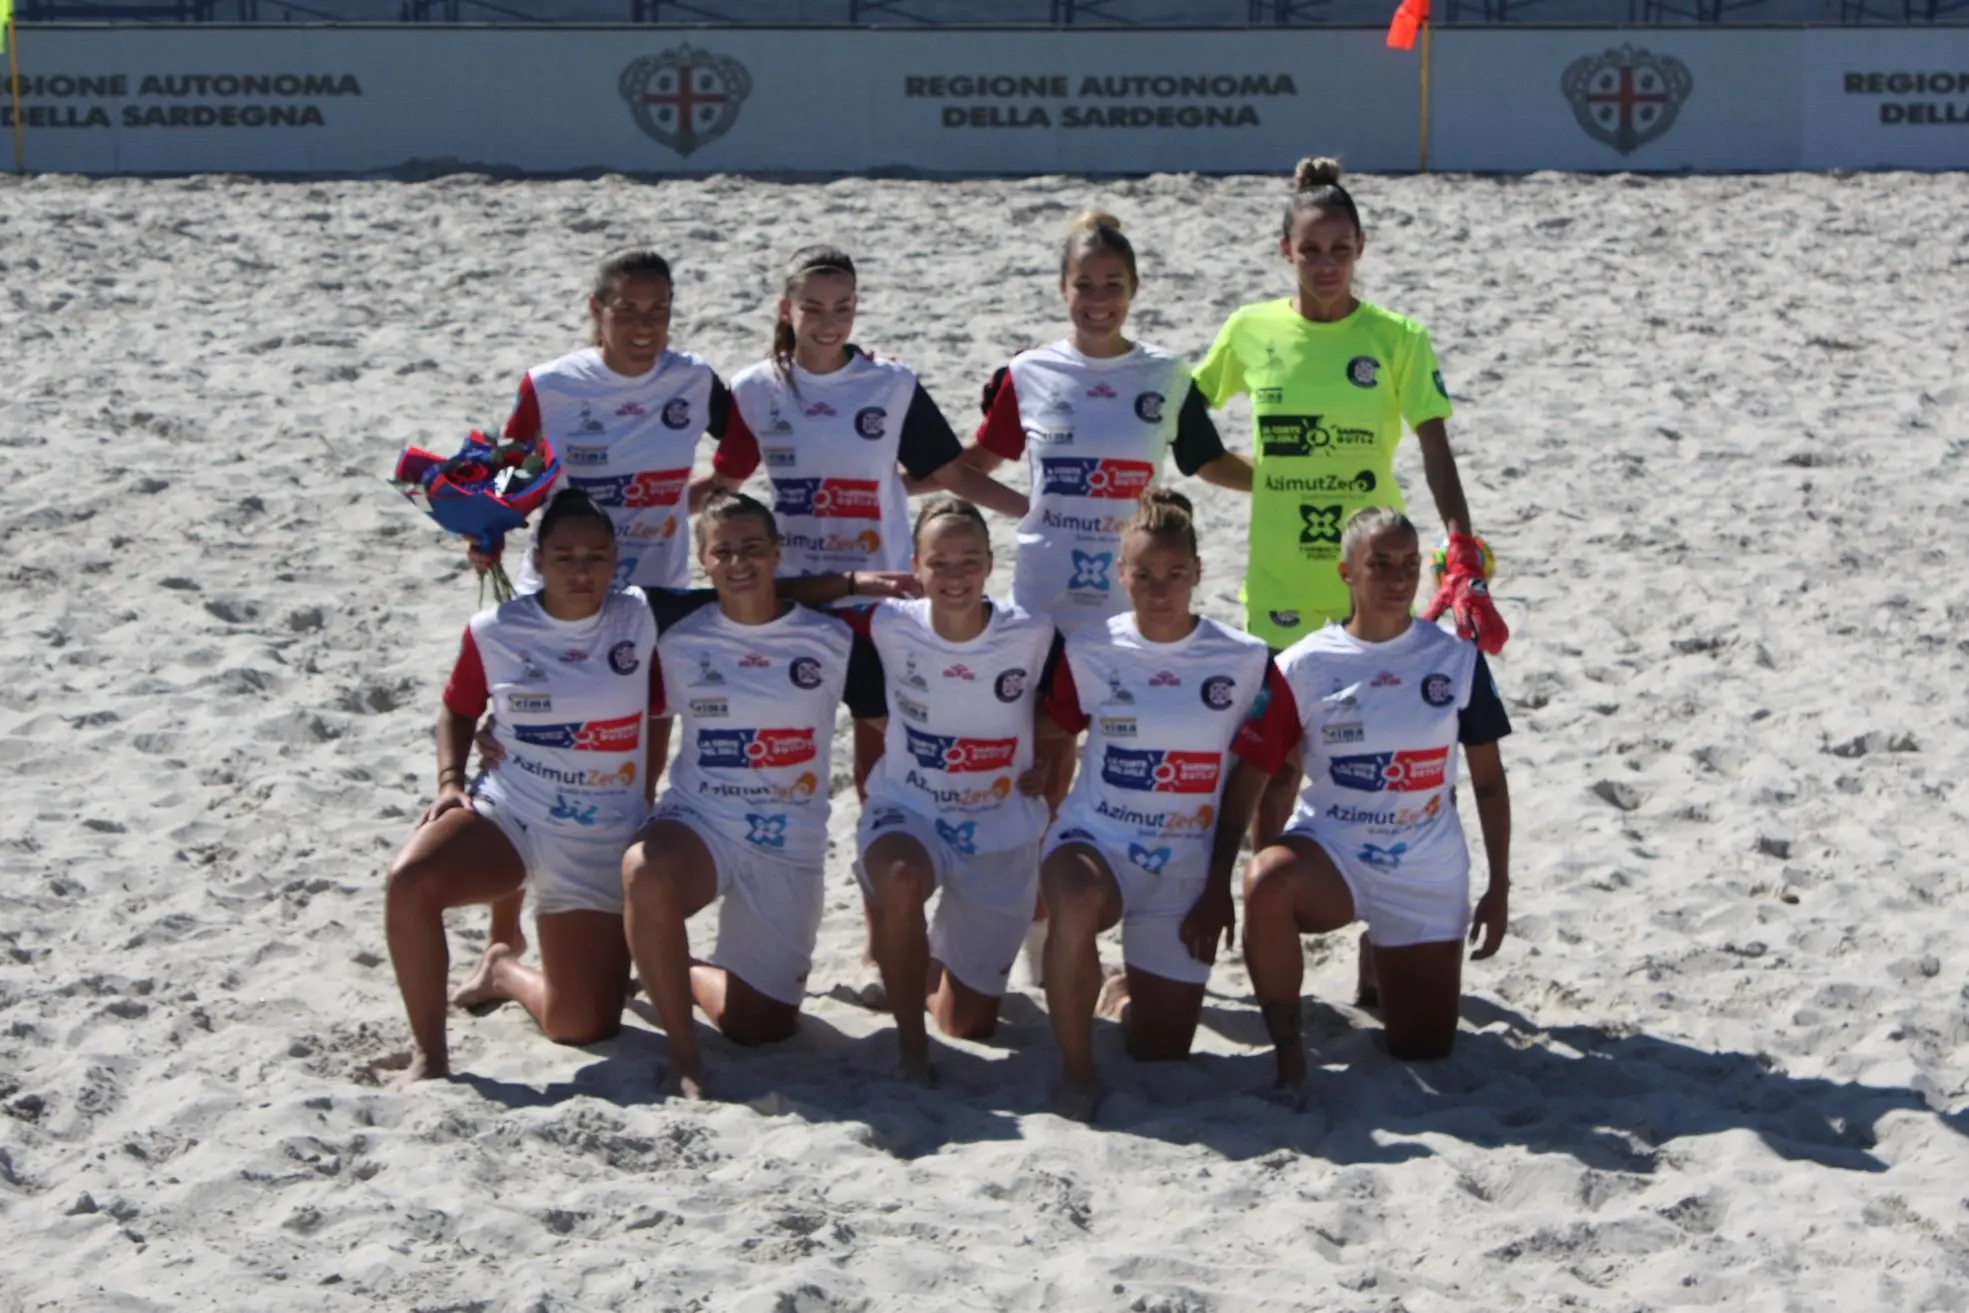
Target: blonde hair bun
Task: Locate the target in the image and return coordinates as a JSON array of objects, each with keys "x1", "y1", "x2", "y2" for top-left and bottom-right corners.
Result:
[
  {"x1": 1292, "y1": 157, "x2": 1343, "y2": 191},
  {"x1": 1070, "y1": 209, "x2": 1124, "y2": 234}
]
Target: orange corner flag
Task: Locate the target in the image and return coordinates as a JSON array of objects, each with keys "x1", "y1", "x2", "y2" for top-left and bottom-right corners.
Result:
[{"x1": 1386, "y1": 0, "x2": 1428, "y2": 51}]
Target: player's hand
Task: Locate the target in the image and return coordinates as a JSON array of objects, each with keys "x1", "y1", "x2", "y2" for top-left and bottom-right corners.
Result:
[
  {"x1": 1180, "y1": 882, "x2": 1236, "y2": 966},
  {"x1": 1421, "y1": 534, "x2": 1509, "y2": 655},
  {"x1": 850, "y1": 571, "x2": 923, "y2": 601},
  {"x1": 474, "y1": 717, "x2": 507, "y2": 772},
  {"x1": 1469, "y1": 884, "x2": 1509, "y2": 960},
  {"x1": 420, "y1": 788, "x2": 472, "y2": 828},
  {"x1": 1015, "y1": 766, "x2": 1048, "y2": 797}
]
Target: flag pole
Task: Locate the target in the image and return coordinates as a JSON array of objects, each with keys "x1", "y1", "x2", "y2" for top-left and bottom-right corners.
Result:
[
  {"x1": 6, "y1": 19, "x2": 22, "y2": 175},
  {"x1": 1418, "y1": 16, "x2": 1431, "y2": 174}
]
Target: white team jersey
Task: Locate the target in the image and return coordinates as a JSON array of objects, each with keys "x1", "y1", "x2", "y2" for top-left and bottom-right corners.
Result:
[
  {"x1": 449, "y1": 589, "x2": 657, "y2": 836},
  {"x1": 727, "y1": 351, "x2": 959, "y2": 580},
  {"x1": 1273, "y1": 623, "x2": 1486, "y2": 883},
  {"x1": 978, "y1": 341, "x2": 1224, "y2": 630},
  {"x1": 508, "y1": 347, "x2": 726, "y2": 593},
  {"x1": 855, "y1": 597, "x2": 1056, "y2": 856},
  {"x1": 1048, "y1": 614, "x2": 1272, "y2": 881},
  {"x1": 653, "y1": 602, "x2": 857, "y2": 868}
]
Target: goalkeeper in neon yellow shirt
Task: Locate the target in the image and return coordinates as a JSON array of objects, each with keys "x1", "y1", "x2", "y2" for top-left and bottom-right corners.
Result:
[{"x1": 1195, "y1": 156, "x2": 1508, "y2": 836}]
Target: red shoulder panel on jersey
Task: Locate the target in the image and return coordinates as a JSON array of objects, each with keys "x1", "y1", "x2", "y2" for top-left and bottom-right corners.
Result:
[
  {"x1": 711, "y1": 403, "x2": 761, "y2": 480},
  {"x1": 1231, "y1": 663, "x2": 1300, "y2": 775},
  {"x1": 442, "y1": 626, "x2": 490, "y2": 719},
  {"x1": 975, "y1": 365, "x2": 1026, "y2": 461},
  {"x1": 1042, "y1": 653, "x2": 1089, "y2": 734}
]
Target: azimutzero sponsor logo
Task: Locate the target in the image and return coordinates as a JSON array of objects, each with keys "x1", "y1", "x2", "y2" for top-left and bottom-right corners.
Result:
[
  {"x1": 620, "y1": 46, "x2": 753, "y2": 157},
  {"x1": 1561, "y1": 45, "x2": 1693, "y2": 156}
]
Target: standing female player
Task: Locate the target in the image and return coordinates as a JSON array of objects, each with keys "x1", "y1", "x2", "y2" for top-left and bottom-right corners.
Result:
[
  {"x1": 475, "y1": 248, "x2": 756, "y2": 953},
  {"x1": 1193, "y1": 158, "x2": 1509, "y2": 840},
  {"x1": 1038, "y1": 491, "x2": 1279, "y2": 1119},
  {"x1": 619, "y1": 491, "x2": 887, "y2": 1100},
  {"x1": 706, "y1": 244, "x2": 1030, "y2": 788},
  {"x1": 1233, "y1": 508, "x2": 1513, "y2": 1094},
  {"x1": 386, "y1": 489, "x2": 656, "y2": 1086},
  {"x1": 849, "y1": 498, "x2": 1057, "y2": 1083}
]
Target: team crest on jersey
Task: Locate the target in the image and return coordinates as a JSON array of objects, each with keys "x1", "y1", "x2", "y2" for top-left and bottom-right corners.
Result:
[
  {"x1": 1103, "y1": 747, "x2": 1221, "y2": 794},
  {"x1": 1269, "y1": 610, "x2": 1301, "y2": 629},
  {"x1": 745, "y1": 813, "x2": 789, "y2": 848},
  {"x1": 789, "y1": 656, "x2": 824, "y2": 690},
  {"x1": 1134, "y1": 391, "x2": 1164, "y2": 423},
  {"x1": 608, "y1": 641, "x2": 640, "y2": 675},
  {"x1": 995, "y1": 668, "x2": 1028, "y2": 703},
  {"x1": 854, "y1": 407, "x2": 887, "y2": 440},
  {"x1": 1129, "y1": 843, "x2": 1173, "y2": 876},
  {"x1": 1347, "y1": 356, "x2": 1380, "y2": 389},
  {"x1": 936, "y1": 819, "x2": 980, "y2": 857},
  {"x1": 661, "y1": 398, "x2": 692, "y2": 429},
  {"x1": 1069, "y1": 551, "x2": 1113, "y2": 593},
  {"x1": 1329, "y1": 747, "x2": 1448, "y2": 794},
  {"x1": 1421, "y1": 673, "x2": 1455, "y2": 707},
  {"x1": 1041, "y1": 458, "x2": 1155, "y2": 501},
  {"x1": 1200, "y1": 674, "x2": 1235, "y2": 710},
  {"x1": 619, "y1": 45, "x2": 753, "y2": 158}
]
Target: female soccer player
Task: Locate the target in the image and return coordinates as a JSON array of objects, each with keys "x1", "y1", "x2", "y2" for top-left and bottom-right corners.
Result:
[
  {"x1": 1233, "y1": 507, "x2": 1513, "y2": 1094},
  {"x1": 1038, "y1": 491, "x2": 1278, "y2": 1119},
  {"x1": 1194, "y1": 158, "x2": 1508, "y2": 839},
  {"x1": 619, "y1": 490, "x2": 887, "y2": 1100},
  {"x1": 849, "y1": 498, "x2": 1057, "y2": 1083},
  {"x1": 386, "y1": 489, "x2": 656, "y2": 1086},
  {"x1": 473, "y1": 248, "x2": 755, "y2": 952},
  {"x1": 965, "y1": 212, "x2": 1252, "y2": 631}
]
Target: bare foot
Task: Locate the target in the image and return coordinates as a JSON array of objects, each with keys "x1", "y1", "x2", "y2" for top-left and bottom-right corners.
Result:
[
  {"x1": 1354, "y1": 930, "x2": 1380, "y2": 1009},
  {"x1": 391, "y1": 1049, "x2": 449, "y2": 1090},
  {"x1": 450, "y1": 943, "x2": 515, "y2": 1014},
  {"x1": 1273, "y1": 1042, "x2": 1309, "y2": 1093},
  {"x1": 1095, "y1": 966, "x2": 1131, "y2": 1022},
  {"x1": 1050, "y1": 1078, "x2": 1105, "y2": 1124}
]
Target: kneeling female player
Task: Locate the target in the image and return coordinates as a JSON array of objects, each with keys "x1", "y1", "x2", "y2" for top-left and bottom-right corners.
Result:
[
  {"x1": 619, "y1": 491, "x2": 887, "y2": 1099},
  {"x1": 1038, "y1": 491, "x2": 1278, "y2": 1119},
  {"x1": 1234, "y1": 507, "x2": 1513, "y2": 1093},
  {"x1": 848, "y1": 498, "x2": 1057, "y2": 1083},
  {"x1": 386, "y1": 489, "x2": 656, "y2": 1086}
]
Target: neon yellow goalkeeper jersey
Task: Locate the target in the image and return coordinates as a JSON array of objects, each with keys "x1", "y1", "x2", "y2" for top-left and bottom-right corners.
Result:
[{"x1": 1195, "y1": 298, "x2": 1453, "y2": 648}]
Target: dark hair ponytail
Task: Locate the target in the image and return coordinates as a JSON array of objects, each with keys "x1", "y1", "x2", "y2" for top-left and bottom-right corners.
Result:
[
  {"x1": 1281, "y1": 156, "x2": 1363, "y2": 240},
  {"x1": 534, "y1": 486, "x2": 615, "y2": 550},
  {"x1": 773, "y1": 244, "x2": 857, "y2": 388}
]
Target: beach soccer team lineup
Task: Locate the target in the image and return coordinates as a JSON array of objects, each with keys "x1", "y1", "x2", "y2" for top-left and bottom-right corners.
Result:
[{"x1": 383, "y1": 156, "x2": 1515, "y2": 1115}]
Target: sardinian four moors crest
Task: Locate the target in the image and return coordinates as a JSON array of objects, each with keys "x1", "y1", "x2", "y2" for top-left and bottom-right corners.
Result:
[
  {"x1": 620, "y1": 45, "x2": 753, "y2": 157},
  {"x1": 1561, "y1": 45, "x2": 1693, "y2": 156}
]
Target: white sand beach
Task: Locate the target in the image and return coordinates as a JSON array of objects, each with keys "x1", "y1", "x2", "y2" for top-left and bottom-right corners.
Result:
[{"x1": 1, "y1": 168, "x2": 1966, "y2": 1310}]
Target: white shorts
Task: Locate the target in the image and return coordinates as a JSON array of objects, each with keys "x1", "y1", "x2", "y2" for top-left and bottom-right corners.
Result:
[
  {"x1": 647, "y1": 798, "x2": 823, "y2": 1007},
  {"x1": 1042, "y1": 825, "x2": 1214, "y2": 986},
  {"x1": 856, "y1": 804, "x2": 1041, "y2": 999},
  {"x1": 471, "y1": 790, "x2": 630, "y2": 918},
  {"x1": 1287, "y1": 827, "x2": 1471, "y2": 949}
]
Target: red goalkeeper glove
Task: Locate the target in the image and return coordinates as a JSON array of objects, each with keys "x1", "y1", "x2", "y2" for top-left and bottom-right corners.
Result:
[{"x1": 1420, "y1": 534, "x2": 1509, "y2": 655}]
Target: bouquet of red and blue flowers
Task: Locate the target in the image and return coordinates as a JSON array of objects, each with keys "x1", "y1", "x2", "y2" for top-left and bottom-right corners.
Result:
[{"x1": 390, "y1": 431, "x2": 561, "y2": 604}]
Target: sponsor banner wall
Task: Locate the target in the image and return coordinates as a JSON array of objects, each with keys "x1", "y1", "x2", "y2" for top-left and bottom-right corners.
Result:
[
  {"x1": 1801, "y1": 29, "x2": 1969, "y2": 170},
  {"x1": 2, "y1": 27, "x2": 1416, "y2": 175},
  {"x1": 1431, "y1": 29, "x2": 1805, "y2": 172},
  {"x1": 3, "y1": 26, "x2": 1966, "y2": 175}
]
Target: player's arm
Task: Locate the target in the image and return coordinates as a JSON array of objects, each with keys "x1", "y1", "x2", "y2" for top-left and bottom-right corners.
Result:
[
  {"x1": 430, "y1": 628, "x2": 488, "y2": 822},
  {"x1": 1463, "y1": 740, "x2": 1511, "y2": 959},
  {"x1": 1180, "y1": 758, "x2": 1270, "y2": 965},
  {"x1": 691, "y1": 378, "x2": 759, "y2": 511},
  {"x1": 775, "y1": 572, "x2": 920, "y2": 605},
  {"x1": 904, "y1": 383, "x2": 1029, "y2": 519},
  {"x1": 1171, "y1": 382, "x2": 1252, "y2": 493},
  {"x1": 1414, "y1": 418, "x2": 1472, "y2": 540}
]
